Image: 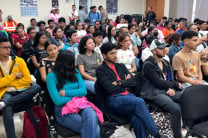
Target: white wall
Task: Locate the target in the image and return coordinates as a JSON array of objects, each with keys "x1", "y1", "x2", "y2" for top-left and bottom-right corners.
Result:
[{"x1": 0, "y1": 0, "x2": 145, "y2": 28}]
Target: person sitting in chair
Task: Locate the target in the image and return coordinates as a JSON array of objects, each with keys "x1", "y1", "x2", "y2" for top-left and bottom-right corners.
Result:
[
  {"x1": 0, "y1": 37, "x2": 41, "y2": 138},
  {"x1": 96, "y1": 42, "x2": 167, "y2": 138}
]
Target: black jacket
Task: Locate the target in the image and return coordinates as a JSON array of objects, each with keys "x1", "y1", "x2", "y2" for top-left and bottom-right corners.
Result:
[
  {"x1": 96, "y1": 62, "x2": 136, "y2": 98},
  {"x1": 140, "y1": 56, "x2": 180, "y2": 100}
]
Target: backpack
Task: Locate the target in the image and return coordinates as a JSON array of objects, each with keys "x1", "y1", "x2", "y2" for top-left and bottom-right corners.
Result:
[
  {"x1": 101, "y1": 121, "x2": 134, "y2": 138},
  {"x1": 22, "y1": 106, "x2": 48, "y2": 138}
]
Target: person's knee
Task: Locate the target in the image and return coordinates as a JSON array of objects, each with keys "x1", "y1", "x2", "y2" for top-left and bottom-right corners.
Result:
[
  {"x1": 2, "y1": 106, "x2": 13, "y2": 117},
  {"x1": 83, "y1": 108, "x2": 97, "y2": 120},
  {"x1": 171, "y1": 104, "x2": 181, "y2": 116}
]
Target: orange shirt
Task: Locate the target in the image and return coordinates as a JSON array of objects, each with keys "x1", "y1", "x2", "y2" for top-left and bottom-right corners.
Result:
[
  {"x1": 162, "y1": 28, "x2": 175, "y2": 38},
  {"x1": 3, "y1": 21, "x2": 18, "y2": 33}
]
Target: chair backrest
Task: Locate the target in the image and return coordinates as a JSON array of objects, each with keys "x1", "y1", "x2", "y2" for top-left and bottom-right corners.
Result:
[{"x1": 181, "y1": 85, "x2": 208, "y2": 121}]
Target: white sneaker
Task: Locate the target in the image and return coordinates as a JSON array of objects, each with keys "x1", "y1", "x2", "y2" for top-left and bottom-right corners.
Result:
[
  {"x1": 181, "y1": 128, "x2": 187, "y2": 138},
  {"x1": 0, "y1": 101, "x2": 6, "y2": 110},
  {"x1": 13, "y1": 114, "x2": 21, "y2": 123}
]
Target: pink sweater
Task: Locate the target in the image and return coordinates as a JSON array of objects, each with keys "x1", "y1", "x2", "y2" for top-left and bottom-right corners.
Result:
[{"x1": 62, "y1": 96, "x2": 104, "y2": 123}]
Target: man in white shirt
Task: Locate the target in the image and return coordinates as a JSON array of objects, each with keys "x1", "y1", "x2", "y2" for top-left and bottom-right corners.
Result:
[{"x1": 69, "y1": 5, "x2": 78, "y2": 22}]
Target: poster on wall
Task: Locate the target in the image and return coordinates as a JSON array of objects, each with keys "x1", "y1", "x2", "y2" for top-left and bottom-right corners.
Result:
[
  {"x1": 52, "y1": 0, "x2": 59, "y2": 8},
  {"x1": 20, "y1": 0, "x2": 38, "y2": 16},
  {"x1": 106, "y1": 0, "x2": 118, "y2": 14}
]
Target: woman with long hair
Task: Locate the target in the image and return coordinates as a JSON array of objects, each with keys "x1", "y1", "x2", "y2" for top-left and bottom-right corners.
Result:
[
  {"x1": 103, "y1": 25, "x2": 117, "y2": 45},
  {"x1": 30, "y1": 32, "x2": 48, "y2": 74},
  {"x1": 117, "y1": 33, "x2": 137, "y2": 73},
  {"x1": 51, "y1": 27, "x2": 68, "y2": 50},
  {"x1": 46, "y1": 50, "x2": 100, "y2": 138},
  {"x1": 77, "y1": 36, "x2": 102, "y2": 94},
  {"x1": 39, "y1": 41, "x2": 58, "y2": 83},
  {"x1": 86, "y1": 25, "x2": 95, "y2": 36}
]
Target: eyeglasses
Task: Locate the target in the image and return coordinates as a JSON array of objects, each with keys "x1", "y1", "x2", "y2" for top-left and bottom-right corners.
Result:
[{"x1": 0, "y1": 46, "x2": 12, "y2": 50}]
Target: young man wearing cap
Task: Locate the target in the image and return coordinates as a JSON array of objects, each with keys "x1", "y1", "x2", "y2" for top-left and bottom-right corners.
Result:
[
  {"x1": 141, "y1": 39, "x2": 182, "y2": 138},
  {"x1": 173, "y1": 31, "x2": 208, "y2": 88}
]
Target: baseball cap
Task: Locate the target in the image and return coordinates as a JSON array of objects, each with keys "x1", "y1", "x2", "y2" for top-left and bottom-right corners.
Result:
[
  {"x1": 7, "y1": 15, "x2": 12, "y2": 19},
  {"x1": 150, "y1": 39, "x2": 168, "y2": 51}
]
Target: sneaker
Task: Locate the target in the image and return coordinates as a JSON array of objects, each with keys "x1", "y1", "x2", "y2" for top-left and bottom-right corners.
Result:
[
  {"x1": 13, "y1": 114, "x2": 21, "y2": 123},
  {"x1": 0, "y1": 101, "x2": 6, "y2": 110}
]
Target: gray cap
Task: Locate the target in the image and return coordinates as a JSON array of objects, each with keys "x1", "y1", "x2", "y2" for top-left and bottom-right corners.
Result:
[
  {"x1": 150, "y1": 39, "x2": 168, "y2": 51},
  {"x1": 7, "y1": 15, "x2": 12, "y2": 19}
]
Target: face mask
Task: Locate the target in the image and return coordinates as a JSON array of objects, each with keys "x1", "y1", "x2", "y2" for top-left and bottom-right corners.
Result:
[{"x1": 153, "y1": 32, "x2": 158, "y2": 37}]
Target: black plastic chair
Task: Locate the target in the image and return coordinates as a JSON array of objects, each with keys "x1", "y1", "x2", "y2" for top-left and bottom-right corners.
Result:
[
  {"x1": 40, "y1": 91, "x2": 79, "y2": 138},
  {"x1": 181, "y1": 85, "x2": 208, "y2": 138}
]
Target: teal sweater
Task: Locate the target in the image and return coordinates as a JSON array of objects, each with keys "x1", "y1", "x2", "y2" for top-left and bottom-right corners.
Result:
[{"x1": 46, "y1": 71, "x2": 87, "y2": 106}]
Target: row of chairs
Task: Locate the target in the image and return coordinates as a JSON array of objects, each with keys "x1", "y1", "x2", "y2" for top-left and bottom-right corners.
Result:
[{"x1": 37, "y1": 74, "x2": 208, "y2": 138}]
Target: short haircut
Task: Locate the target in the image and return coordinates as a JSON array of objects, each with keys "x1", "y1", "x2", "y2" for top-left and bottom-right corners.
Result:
[
  {"x1": 101, "y1": 42, "x2": 116, "y2": 54},
  {"x1": 181, "y1": 31, "x2": 198, "y2": 41},
  {"x1": 93, "y1": 31, "x2": 103, "y2": 37},
  {"x1": 30, "y1": 18, "x2": 36, "y2": 22},
  {"x1": 79, "y1": 6, "x2": 83, "y2": 10},
  {"x1": 198, "y1": 20, "x2": 206, "y2": 25},
  {"x1": 72, "y1": 5, "x2": 76, "y2": 7},
  {"x1": 162, "y1": 16, "x2": 167, "y2": 20},
  {"x1": 188, "y1": 24, "x2": 196, "y2": 30},
  {"x1": 48, "y1": 19, "x2": 54, "y2": 24},
  {"x1": 91, "y1": 6, "x2": 96, "y2": 9},
  {"x1": 66, "y1": 29, "x2": 77, "y2": 39},
  {"x1": 174, "y1": 19, "x2": 179, "y2": 23},
  {"x1": 37, "y1": 21, "x2": 46, "y2": 27},
  {"x1": 119, "y1": 26, "x2": 128, "y2": 33},
  {"x1": 84, "y1": 19, "x2": 90, "y2": 23},
  {"x1": 58, "y1": 17, "x2": 66, "y2": 23},
  {"x1": 128, "y1": 24, "x2": 136, "y2": 30},
  {"x1": 0, "y1": 37, "x2": 9, "y2": 43},
  {"x1": 98, "y1": 5, "x2": 102, "y2": 10},
  {"x1": 27, "y1": 27, "x2": 35, "y2": 34},
  {"x1": 194, "y1": 18, "x2": 200, "y2": 24}
]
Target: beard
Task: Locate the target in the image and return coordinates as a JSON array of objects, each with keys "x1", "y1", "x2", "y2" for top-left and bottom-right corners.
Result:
[{"x1": 156, "y1": 53, "x2": 165, "y2": 59}]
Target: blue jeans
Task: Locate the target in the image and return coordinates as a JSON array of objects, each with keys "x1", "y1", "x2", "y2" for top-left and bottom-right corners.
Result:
[
  {"x1": 1, "y1": 84, "x2": 41, "y2": 138},
  {"x1": 84, "y1": 80, "x2": 95, "y2": 94},
  {"x1": 54, "y1": 105, "x2": 100, "y2": 138},
  {"x1": 108, "y1": 93, "x2": 158, "y2": 138},
  {"x1": 152, "y1": 90, "x2": 182, "y2": 138}
]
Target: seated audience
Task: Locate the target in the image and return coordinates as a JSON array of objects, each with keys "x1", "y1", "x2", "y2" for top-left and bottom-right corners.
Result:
[
  {"x1": 62, "y1": 29, "x2": 79, "y2": 58},
  {"x1": 117, "y1": 33, "x2": 137, "y2": 73},
  {"x1": 46, "y1": 50, "x2": 100, "y2": 138},
  {"x1": 13, "y1": 27, "x2": 29, "y2": 57},
  {"x1": 77, "y1": 36, "x2": 102, "y2": 94},
  {"x1": 167, "y1": 33, "x2": 182, "y2": 64},
  {"x1": 96, "y1": 42, "x2": 167, "y2": 138},
  {"x1": 173, "y1": 31, "x2": 208, "y2": 89},
  {"x1": 51, "y1": 27, "x2": 68, "y2": 50},
  {"x1": 86, "y1": 25, "x2": 95, "y2": 36},
  {"x1": 22, "y1": 27, "x2": 37, "y2": 62},
  {"x1": 141, "y1": 39, "x2": 182, "y2": 138},
  {"x1": 58, "y1": 17, "x2": 67, "y2": 31},
  {"x1": 39, "y1": 41, "x2": 58, "y2": 83},
  {"x1": 76, "y1": 22, "x2": 87, "y2": 40},
  {"x1": 0, "y1": 37, "x2": 41, "y2": 138},
  {"x1": 28, "y1": 18, "x2": 39, "y2": 32},
  {"x1": 46, "y1": 19, "x2": 55, "y2": 37},
  {"x1": 37, "y1": 21, "x2": 52, "y2": 40},
  {"x1": 103, "y1": 25, "x2": 117, "y2": 45},
  {"x1": 93, "y1": 31, "x2": 104, "y2": 61},
  {"x1": 162, "y1": 21, "x2": 175, "y2": 40},
  {"x1": 30, "y1": 32, "x2": 48, "y2": 74}
]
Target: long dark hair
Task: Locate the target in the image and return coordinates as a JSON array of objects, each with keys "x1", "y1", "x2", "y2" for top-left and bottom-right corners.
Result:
[
  {"x1": 107, "y1": 25, "x2": 117, "y2": 43},
  {"x1": 54, "y1": 50, "x2": 77, "y2": 90},
  {"x1": 33, "y1": 32, "x2": 45, "y2": 47}
]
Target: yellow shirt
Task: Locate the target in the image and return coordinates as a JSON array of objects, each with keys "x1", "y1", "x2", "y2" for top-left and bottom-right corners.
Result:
[{"x1": 0, "y1": 56, "x2": 31, "y2": 99}]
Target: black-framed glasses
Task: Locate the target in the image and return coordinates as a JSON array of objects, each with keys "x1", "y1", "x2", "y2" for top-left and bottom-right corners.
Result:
[{"x1": 0, "y1": 46, "x2": 12, "y2": 50}]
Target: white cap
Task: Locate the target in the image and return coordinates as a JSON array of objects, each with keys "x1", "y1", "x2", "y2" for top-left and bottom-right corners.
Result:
[{"x1": 150, "y1": 39, "x2": 168, "y2": 51}]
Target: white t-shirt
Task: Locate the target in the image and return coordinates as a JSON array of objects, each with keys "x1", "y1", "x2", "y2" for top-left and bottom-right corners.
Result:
[
  {"x1": 69, "y1": 10, "x2": 78, "y2": 21},
  {"x1": 196, "y1": 32, "x2": 208, "y2": 52},
  {"x1": 94, "y1": 45, "x2": 103, "y2": 61},
  {"x1": 77, "y1": 30, "x2": 87, "y2": 38},
  {"x1": 117, "y1": 49, "x2": 135, "y2": 70},
  {"x1": 103, "y1": 37, "x2": 117, "y2": 45}
]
